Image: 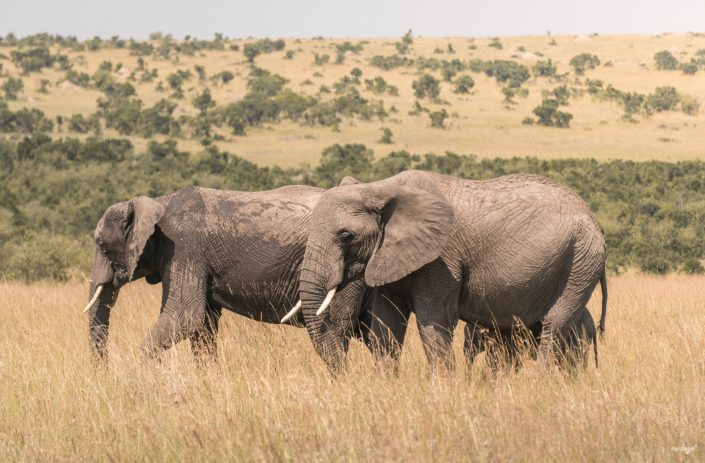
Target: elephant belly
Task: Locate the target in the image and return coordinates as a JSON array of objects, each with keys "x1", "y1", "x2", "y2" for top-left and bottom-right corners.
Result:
[
  {"x1": 460, "y1": 261, "x2": 564, "y2": 329},
  {"x1": 209, "y1": 277, "x2": 295, "y2": 324}
]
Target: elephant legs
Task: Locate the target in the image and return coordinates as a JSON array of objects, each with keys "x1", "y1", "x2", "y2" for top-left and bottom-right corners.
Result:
[
  {"x1": 140, "y1": 262, "x2": 210, "y2": 361},
  {"x1": 189, "y1": 306, "x2": 222, "y2": 362},
  {"x1": 140, "y1": 311, "x2": 184, "y2": 359},
  {"x1": 362, "y1": 289, "x2": 411, "y2": 373},
  {"x1": 413, "y1": 287, "x2": 460, "y2": 372},
  {"x1": 538, "y1": 273, "x2": 596, "y2": 367},
  {"x1": 560, "y1": 306, "x2": 597, "y2": 368},
  {"x1": 464, "y1": 321, "x2": 540, "y2": 373}
]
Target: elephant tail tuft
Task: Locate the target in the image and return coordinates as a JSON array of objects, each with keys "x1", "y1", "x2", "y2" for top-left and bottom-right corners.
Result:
[{"x1": 598, "y1": 270, "x2": 607, "y2": 342}]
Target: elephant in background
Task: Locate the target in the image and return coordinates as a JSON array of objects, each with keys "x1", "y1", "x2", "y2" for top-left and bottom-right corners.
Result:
[
  {"x1": 84, "y1": 185, "x2": 369, "y2": 371},
  {"x1": 296, "y1": 170, "x2": 607, "y2": 371}
]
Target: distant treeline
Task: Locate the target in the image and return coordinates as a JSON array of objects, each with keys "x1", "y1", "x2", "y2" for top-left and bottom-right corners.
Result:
[{"x1": 2, "y1": 135, "x2": 705, "y2": 280}]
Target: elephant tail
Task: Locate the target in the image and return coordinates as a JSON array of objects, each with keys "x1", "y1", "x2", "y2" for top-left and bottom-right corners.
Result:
[{"x1": 598, "y1": 270, "x2": 607, "y2": 341}]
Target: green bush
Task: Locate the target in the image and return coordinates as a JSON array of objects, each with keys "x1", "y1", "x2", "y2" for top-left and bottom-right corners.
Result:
[
  {"x1": 242, "y1": 38, "x2": 285, "y2": 63},
  {"x1": 365, "y1": 76, "x2": 399, "y2": 96},
  {"x1": 214, "y1": 71, "x2": 234, "y2": 85},
  {"x1": 10, "y1": 46, "x2": 66, "y2": 73},
  {"x1": 0, "y1": 102, "x2": 53, "y2": 133},
  {"x1": 247, "y1": 68, "x2": 288, "y2": 96},
  {"x1": 488, "y1": 38, "x2": 503, "y2": 49},
  {"x1": 531, "y1": 99, "x2": 573, "y2": 128},
  {"x1": 680, "y1": 60, "x2": 698, "y2": 75},
  {"x1": 483, "y1": 60, "x2": 530, "y2": 87},
  {"x1": 680, "y1": 96, "x2": 700, "y2": 116},
  {"x1": 2, "y1": 77, "x2": 23, "y2": 99},
  {"x1": 1, "y1": 232, "x2": 90, "y2": 282},
  {"x1": 569, "y1": 53, "x2": 600, "y2": 75},
  {"x1": 192, "y1": 89, "x2": 216, "y2": 115},
  {"x1": 654, "y1": 50, "x2": 679, "y2": 70},
  {"x1": 378, "y1": 127, "x2": 393, "y2": 144},
  {"x1": 646, "y1": 86, "x2": 680, "y2": 112},
  {"x1": 368, "y1": 55, "x2": 414, "y2": 70},
  {"x1": 67, "y1": 114, "x2": 101, "y2": 134},
  {"x1": 532, "y1": 59, "x2": 557, "y2": 78},
  {"x1": 395, "y1": 30, "x2": 413, "y2": 55},
  {"x1": 412, "y1": 74, "x2": 441, "y2": 99},
  {"x1": 429, "y1": 109, "x2": 448, "y2": 128},
  {"x1": 274, "y1": 90, "x2": 317, "y2": 120},
  {"x1": 453, "y1": 75, "x2": 475, "y2": 94},
  {"x1": 682, "y1": 259, "x2": 705, "y2": 274}
]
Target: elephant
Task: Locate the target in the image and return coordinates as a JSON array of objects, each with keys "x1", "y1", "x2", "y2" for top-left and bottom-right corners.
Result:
[
  {"x1": 464, "y1": 305, "x2": 599, "y2": 372},
  {"x1": 295, "y1": 170, "x2": 607, "y2": 371},
  {"x1": 83, "y1": 185, "x2": 369, "y2": 371}
]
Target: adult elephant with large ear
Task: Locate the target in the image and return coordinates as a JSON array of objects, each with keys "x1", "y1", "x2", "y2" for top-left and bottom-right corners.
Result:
[
  {"x1": 84, "y1": 186, "x2": 370, "y2": 372},
  {"x1": 297, "y1": 170, "x2": 607, "y2": 371}
]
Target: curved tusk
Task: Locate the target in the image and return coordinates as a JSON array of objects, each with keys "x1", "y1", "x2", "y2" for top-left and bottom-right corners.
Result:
[
  {"x1": 280, "y1": 300, "x2": 302, "y2": 323},
  {"x1": 82, "y1": 285, "x2": 103, "y2": 313},
  {"x1": 315, "y1": 288, "x2": 337, "y2": 316}
]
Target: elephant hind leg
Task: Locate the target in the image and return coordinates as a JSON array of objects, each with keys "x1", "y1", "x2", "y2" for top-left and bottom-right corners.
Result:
[
  {"x1": 561, "y1": 306, "x2": 597, "y2": 368},
  {"x1": 463, "y1": 322, "x2": 486, "y2": 368},
  {"x1": 537, "y1": 264, "x2": 598, "y2": 368}
]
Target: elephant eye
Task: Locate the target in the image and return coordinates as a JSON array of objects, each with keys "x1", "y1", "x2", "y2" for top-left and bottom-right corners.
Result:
[{"x1": 338, "y1": 231, "x2": 355, "y2": 245}]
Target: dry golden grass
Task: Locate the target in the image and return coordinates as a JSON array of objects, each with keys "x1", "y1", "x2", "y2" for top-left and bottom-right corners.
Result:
[
  {"x1": 0, "y1": 274, "x2": 703, "y2": 461},
  {"x1": 5, "y1": 33, "x2": 705, "y2": 167}
]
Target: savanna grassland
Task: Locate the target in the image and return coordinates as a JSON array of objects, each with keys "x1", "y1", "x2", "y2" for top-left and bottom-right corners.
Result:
[
  {"x1": 2, "y1": 31, "x2": 705, "y2": 461},
  {"x1": 0, "y1": 274, "x2": 703, "y2": 461},
  {"x1": 2, "y1": 32, "x2": 705, "y2": 166}
]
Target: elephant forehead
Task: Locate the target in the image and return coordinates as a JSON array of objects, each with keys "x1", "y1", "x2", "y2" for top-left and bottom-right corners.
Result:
[{"x1": 95, "y1": 203, "x2": 129, "y2": 240}]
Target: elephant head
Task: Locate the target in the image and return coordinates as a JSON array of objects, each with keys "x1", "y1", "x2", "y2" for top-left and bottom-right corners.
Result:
[
  {"x1": 84, "y1": 196, "x2": 164, "y2": 359},
  {"x1": 297, "y1": 176, "x2": 455, "y2": 359}
]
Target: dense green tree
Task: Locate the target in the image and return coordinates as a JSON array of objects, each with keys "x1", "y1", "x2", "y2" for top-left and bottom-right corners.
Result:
[
  {"x1": 646, "y1": 86, "x2": 681, "y2": 112},
  {"x1": 395, "y1": 30, "x2": 413, "y2": 54},
  {"x1": 2, "y1": 77, "x2": 24, "y2": 99},
  {"x1": 192, "y1": 89, "x2": 215, "y2": 115},
  {"x1": 569, "y1": 53, "x2": 600, "y2": 75},
  {"x1": 412, "y1": 74, "x2": 441, "y2": 99},
  {"x1": 379, "y1": 127, "x2": 393, "y2": 144},
  {"x1": 532, "y1": 99, "x2": 573, "y2": 128},
  {"x1": 429, "y1": 109, "x2": 448, "y2": 128},
  {"x1": 532, "y1": 59, "x2": 557, "y2": 77},
  {"x1": 654, "y1": 50, "x2": 679, "y2": 70},
  {"x1": 453, "y1": 75, "x2": 475, "y2": 94}
]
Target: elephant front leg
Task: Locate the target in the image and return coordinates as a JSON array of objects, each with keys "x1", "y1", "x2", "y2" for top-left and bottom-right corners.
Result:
[
  {"x1": 141, "y1": 262, "x2": 209, "y2": 361},
  {"x1": 189, "y1": 306, "x2": 222, "y2": 363},
  {"x1": 140, "y1": 311, "x2": 185, "y2": 359}
]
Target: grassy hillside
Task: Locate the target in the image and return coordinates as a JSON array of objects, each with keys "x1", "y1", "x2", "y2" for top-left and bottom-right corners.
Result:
[
  {"x1": 1, "y1": 274, "x2": 703, "y2": 461},
  {"x1": 2, "y1": 32, "x2": 705, "y2": 167}
]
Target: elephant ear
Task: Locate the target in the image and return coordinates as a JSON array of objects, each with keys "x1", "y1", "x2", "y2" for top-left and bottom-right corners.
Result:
[
  {"x1": 364, "y1": 185, "x2": 455, "y2": 287},
  {"x1": 125, "y1": 196, "x2": 165, "y2": 279},
  {"x1": 339, "y1": 176, "x2": 362, "y2": 186}
]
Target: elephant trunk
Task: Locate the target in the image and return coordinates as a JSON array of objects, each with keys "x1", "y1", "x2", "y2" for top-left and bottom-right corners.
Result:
[
  {"x1": 86, "y1": 248, "x2": 117, "y2": 360},
  {"x1": 299, "y1": 239, "x2": 350, "y2": 373}
]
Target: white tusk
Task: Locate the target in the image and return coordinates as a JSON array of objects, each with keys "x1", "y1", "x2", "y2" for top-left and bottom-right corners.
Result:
[
  {"x1": 280, "y1": 300, "x2": 302, "y2": 323},
  {"x1": 315, "y1": 288, "x2": 337, "y2": 316},
  {"x1": 82, "y1": 285, "x2": 103, "y2": 313}
]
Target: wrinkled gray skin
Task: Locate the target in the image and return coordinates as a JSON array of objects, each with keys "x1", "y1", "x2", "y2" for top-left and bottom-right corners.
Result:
[
  {"x1": 86, "y1": 186, "x2": 368, "y2": 371},
  {"x1": 299, "y1": 170, "x2": 607, "y2": 371}
]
